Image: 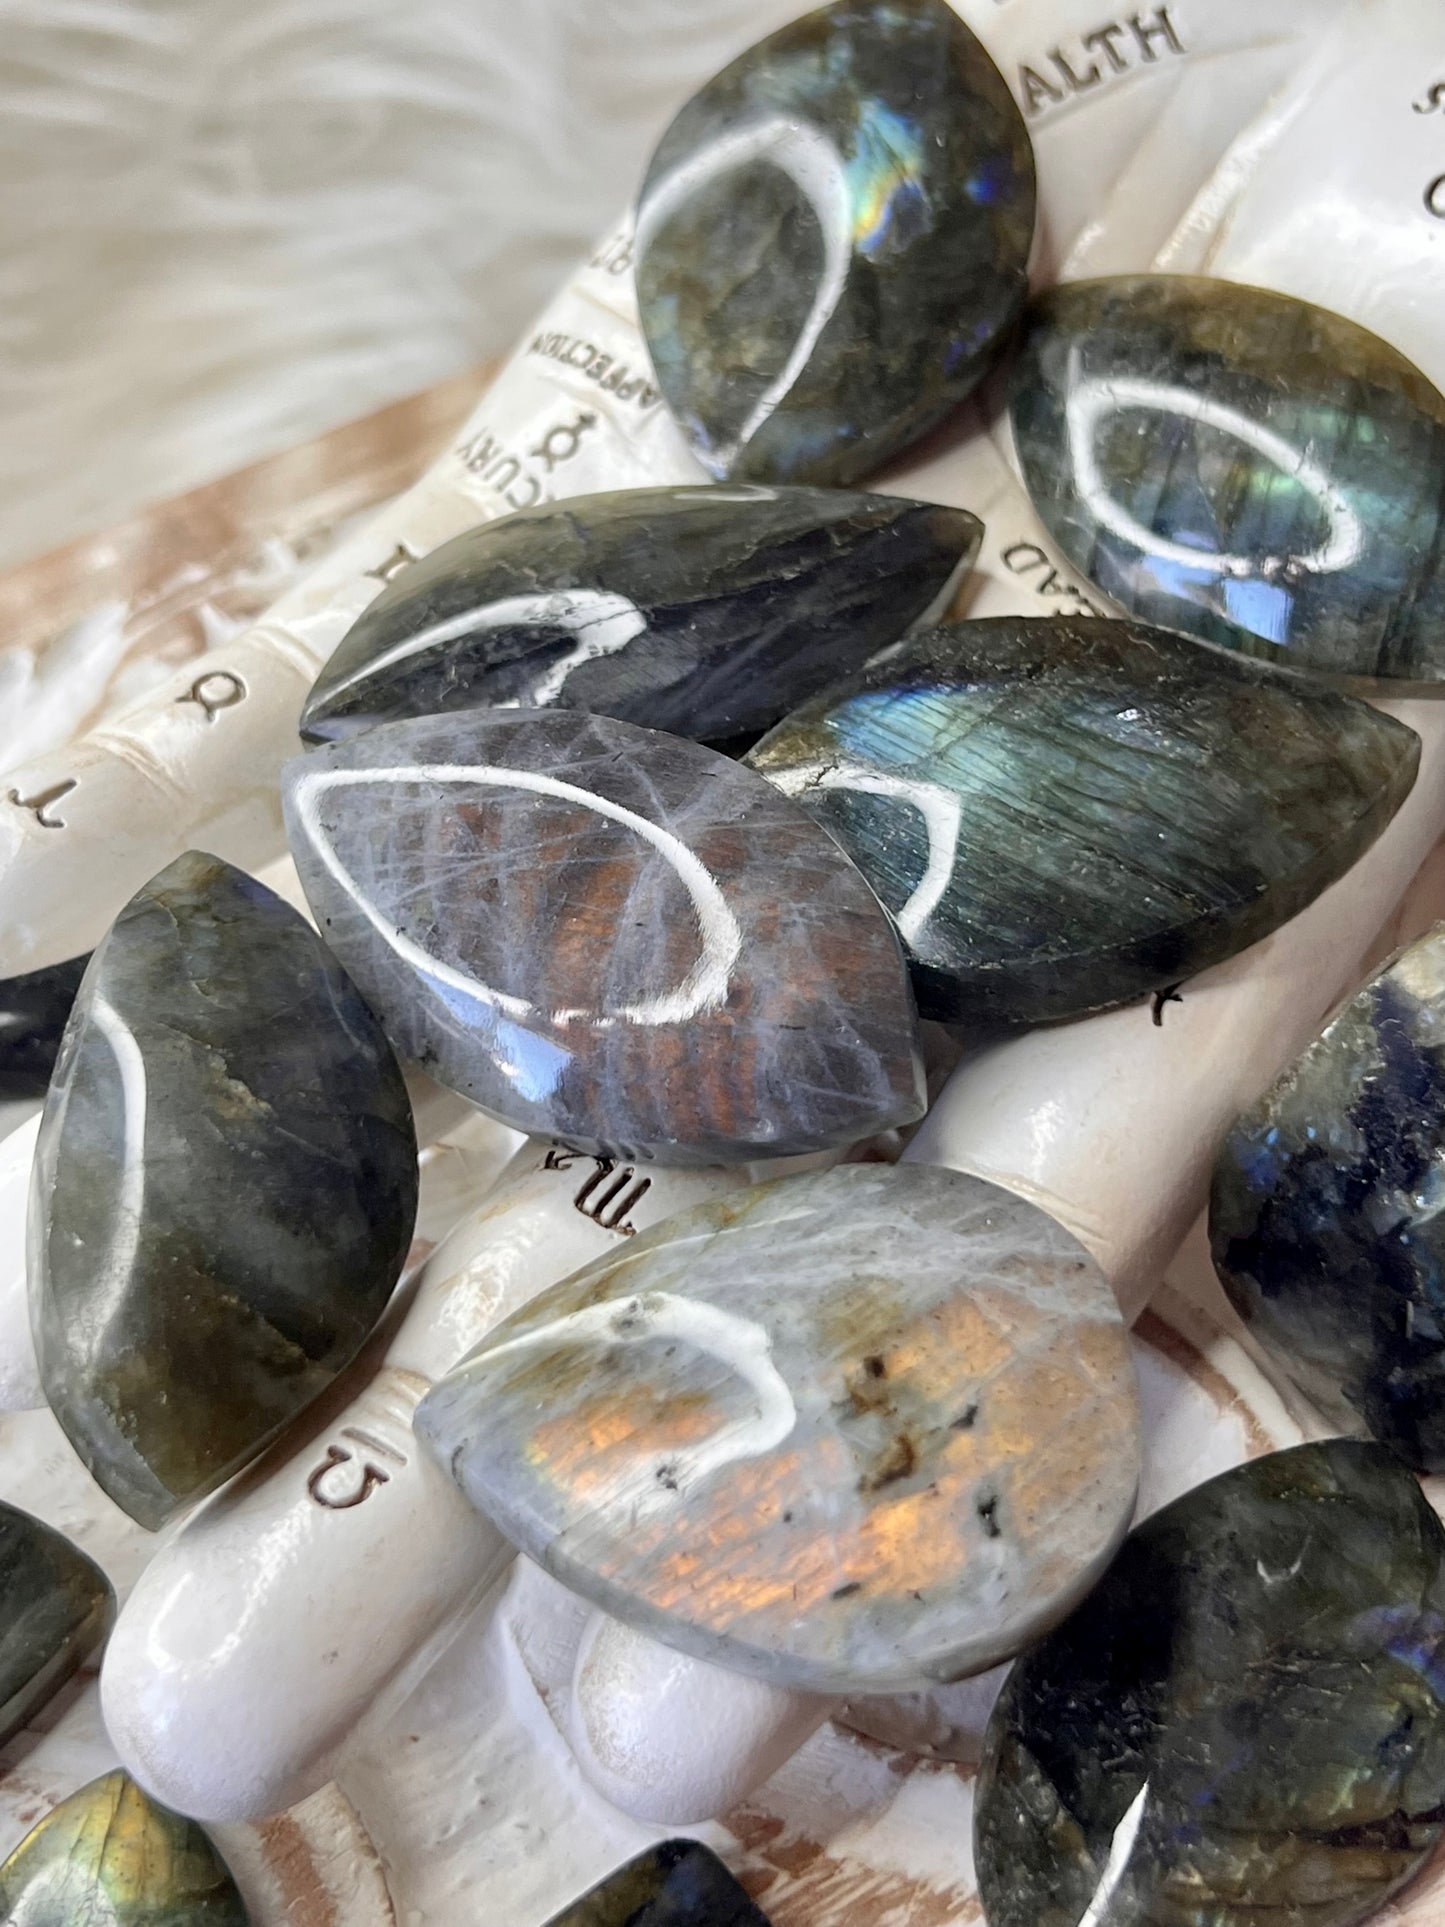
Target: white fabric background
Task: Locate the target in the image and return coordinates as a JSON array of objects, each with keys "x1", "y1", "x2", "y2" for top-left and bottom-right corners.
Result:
[{"x1": 0, "y1": 0, "x2": 800, "y2": 569}]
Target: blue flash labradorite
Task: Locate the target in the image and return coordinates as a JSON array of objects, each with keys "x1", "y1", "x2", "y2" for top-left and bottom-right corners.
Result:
[
  {"x1": 635, "y1": 0, "x2": 1035, "y2": 487},
  {"x1": 747, "y1": 617, "x2": 1420, "y2": 1026},
  {"x1": 30, "y1": 851, "x2": 418, "y2": 1529},
  {"x1": 299, "y1": 484, "x2": 980, "y2": 746},
  {"x1": 1211, "y1": 924, "x2": 1445, "y2": 1471},
  {"x1": 0, "y1": 1501, "x2": 113, "y2": 1746},
  {"x1": 975, "y1": 1440, "x2": 1445, "y2": 1927},
  {"x1": 544, "y1": 1841, "x2": 771, "y2": 1927},
  {"x1": 0, "y1": 1771, "x2": 250, "y2": 1924},
  {"x1": 0, "y1": 953, "x2": 88, "y2": 1100},
  {"x1": 1012, "y1": 276, "x2": 1445, "y2": 688}
]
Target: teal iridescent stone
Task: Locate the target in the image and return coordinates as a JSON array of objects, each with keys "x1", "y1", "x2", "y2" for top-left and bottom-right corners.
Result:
[
  {"x1": 31, "y1": 851, "x2": 418, "y2": 1529},
  {"x1": 0, "y1": 1501, "x2": 113, "y2": 1746},
  {"x1": 635, "y1": 0, "x2": 1035, "y2": 486},
  {"x1": 747, "y1": 617, "x2": 1420, "y2": 1025},
  {"x1": 976, "y1": 1441, "x2": 1445, "y2": 1927},
  {"x1": 299, "y1": 484, "x2": 980, "y2": 746},
  {"x1": 1011, "y1": 276, "x2": 1445, "y2": 688},
  {"x1": 544, "y1": 1841, "x2": 771, "y2": 1927},
  {"x1": 1211, "y1": 924, "x2": 1445, "y2": 1471}
]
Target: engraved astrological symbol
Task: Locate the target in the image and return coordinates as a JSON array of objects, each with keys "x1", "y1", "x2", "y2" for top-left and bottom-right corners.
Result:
[
  {"x1": 544, "y1": 1148, "x2": 652, "y2": 1233},
  {"x1": 1428, "y1": 174, "x2": 1445, "y2": 221},
  {"x1": 529, "y1": 411, "x2": 598, "y2": 473},
  {"x1": 366, "y1": 542, "x2": 420, "y2": 584},
  {"x1": 178, "y1": 670, "x2": 247, "y2": 723},
  {"x1": 6, "y1": 778, "x2": 77, "y2": 829},
  {"x1": 306, "y1": 1427, "x2": 406, "y2": 1510}
]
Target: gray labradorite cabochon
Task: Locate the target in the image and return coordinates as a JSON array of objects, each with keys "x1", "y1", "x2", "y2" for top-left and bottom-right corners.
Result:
[
  {"x1": 283, "y1": 709, "x2": 924, "y2": 1165},
  {"x1": 975, "y1": 1441, "x2": 1445, "y2": 1927},
  {"x1": 635, "y1": 0, "x2": 1035, "y2": 487},
  {"x1": 1012, "y1": 276, "x2": 1445, "y2": 688},
  {"x1": 30, "y1": 851, "x2": 419, "y2": 1530},
  {"x1": 0, "y1": 1502, "x2": 113, "y2": 1748},
  {"x1": 299, "y1": 484, "x2": 980, "y2": 747},
  {"x1": 748, "y1": 617, "x2": 1420, "y2": 1026}
]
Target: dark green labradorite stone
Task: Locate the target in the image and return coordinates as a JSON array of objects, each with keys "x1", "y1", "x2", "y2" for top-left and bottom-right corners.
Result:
[
  {"x1": 747, "y1": 617, "x2": 1420, "y2": 1026},
  {"x1": 31, "y1": 850, "x2": 418, "y2": 1530},
  {"x1": 976, "y1": 1440, "x2": 1445, "y2": 1927},
  {"x1": 544, "y1": 1841, "x2": 771, "y2": 1927},
  {"x1": 1012, "y1": 276, "x2": 1445, "y2": 688},
  {"x1": 1212, "y1": 924, "x2": 1445, "y2": 1471},
  {"x1": 0, "y1": 953, "x2": 89, "y2": 1100},
  {"x1": 0, "y1": 1500, "x2": 113, "y2": 1746},
  {"x1": 0, "y1": 1770, "x2": 250, "y2": 1924},
  {"x1": 299, "y1": 484, "x2": 980, "y2": 746},
  {"x1": 635, "y1": 0, "x2": 1035, "y2": 487}
]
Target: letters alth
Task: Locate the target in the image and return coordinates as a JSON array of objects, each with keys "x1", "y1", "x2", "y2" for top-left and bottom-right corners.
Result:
[{"x1": 1019, "y1": 9, "x2": 1186, "y2": 116}]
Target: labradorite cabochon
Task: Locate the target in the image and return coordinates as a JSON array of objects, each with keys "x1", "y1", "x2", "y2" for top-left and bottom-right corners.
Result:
[
  {"x1": 417, "y1": 1163, "x2": 1140, "y2": 1695},
  {"x1": 30, "y1": 851, "x2": 419, "y2": 1530},
  {"x1": 284, "y1": 709, "x2": 923, "y2": 1166},
  {"x1": 975, "y1": 1441, "x2": 1445, "y2": 1927},
  {"x1": 0, "y1": 1501, "x2": 113, "y2": 1747},
  {"x1": 1212, "y1": 923, "x2": 1445, "y2": 1471},
  {"x1": 0, "y1": 1771, "x2": 250, "y2": 1925},
  {"x1": 1011, "y1": 276, "x2": 1445, "y2": 688},
  {"x1": 544, "y1": 1841, "x2": 771, "y2": 1927},
  {"x1": 635, "y1": 0, "x2": 1035, "y2": 487},
  {"x1": 300, "y1": 484, "x2": 980, "y2": 746},
  {"x1": 748, "y1": 617, "x2": 1420, "y2": 1026},
  {"x1": 0, "y1": 953, "x2": 88, "y2": 1101}
]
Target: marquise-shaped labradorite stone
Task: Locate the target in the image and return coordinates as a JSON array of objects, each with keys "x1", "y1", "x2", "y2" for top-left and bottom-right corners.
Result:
[
  {"x1": 0, "y1": 1770, "x2": 250, "y2": 1924},
  {"x1": 0, "y1": 953, "x2": 88, "y2": 1100},
  {"x1": 283, "y1": 711, "x2": 924, "y2": 1165},
  {"x1": 748, "y1": 617, "x2": 1420, "y2": 1025},
  {"x1": 299, "y1": 485, "x2": 981, "y2": 746},
  {"x1": 1011, "y1": 276, "x2": 1445, "y2": 687},
  {"x1": 545, "y1": 1841, "x2": 771, "y2": 1927},
  {"x1": 1211, "y1": 924, "x2": 1445, "y2": 1471},
  {"x1": 416, "y1": 1164, "x2": 1141, "y2": 1694},
  {"x1": 31, "y1": 851, "x2": 418, "y2": 1530},
  {"x1": 635, "y1": 0, "x2": 1035, "y2": 487},
  {"x1": 975, "y1": 1440, "x2": 1445, "y2": 1927},
  {"x1": 0, "y1": 1501, "x2": 113, "y2": 1746}
]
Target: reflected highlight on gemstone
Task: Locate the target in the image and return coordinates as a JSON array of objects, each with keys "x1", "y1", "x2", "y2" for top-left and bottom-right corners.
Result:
[
  {"x1": 1012, "y1": 276, "x2": 1445, "y2": 687},
  {"x1": 636, "y1": 0, "x2": 1034, "y2": 486}
]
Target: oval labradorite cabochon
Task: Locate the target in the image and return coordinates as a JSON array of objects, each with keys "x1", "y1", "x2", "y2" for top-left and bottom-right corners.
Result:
[
  {"x1": 976, "y1": 1441, "x2": 1445, "y2": 1927},
  {"x1": 635, "y1": 0, "x2": 1035, "y2": 487},
  {"x1": 1011, "y1": 277, "x2": 1445, "y2": 687}
]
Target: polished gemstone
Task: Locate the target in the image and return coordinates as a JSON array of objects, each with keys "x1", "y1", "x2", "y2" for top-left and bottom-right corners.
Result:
[
  {"x1": 749, "y1": 617, "x2": 1420, "y2": 1025},
  {"x1": 1211, "y1": 925, "x2": 1445, "y2": 1470},
  {"x1": 0, "y1": 1500, "x2": 113, "y2": 1746},
  {"x1": 635, "y1": 0, "x2": 1035, "y2": 487},
  {"x1": 31, "y1": 851, "x2": 418, "y2": 1529},
  {"x1": 416, "y1": 1163, "x2": 1141, "y2": 1694},
  {"x1": 976, "y1": 1440, "x2": 1445, "y2": 1927},
  {"x1": 0, "y1": 953, "x2": 88, "y2": 1100},
  {"x1": 284, "y1": 711, "x2": 924, "y2": 1165},
  {"x1": 1012, "y1": 276, "x2": 1445, "y2": 687},
  {"x1": 0, "y1": 1770, "x2": 249, "y2": 1924},
  {"x1": 300, "y1": 485, "x2": 980, "y2": 746},
  {"x1": 545, "y1": 1841, "x2": 770, "y2": 1927}
]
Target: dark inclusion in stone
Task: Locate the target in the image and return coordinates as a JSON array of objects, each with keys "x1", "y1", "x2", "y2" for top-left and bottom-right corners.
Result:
[
  {"x1": 635, "y1": 0, "x2": 1035, "y2": 487},
  {"x1": 283, "y1": 709, "x2": 923, "y2": 1165},
  {"x1": 300, "y1": 484, "x2": 980, "y2": 747},
  {"x1": 0, "y1": 1500, "x2": 113, "y2": 1746},
  {"x1": 0, "y1": 953, "x2": 89, "y2": 1100},
  {"x1": 747, "y1": 617, "x2": 1420, "y2": 1026},
  {"x1": 976, "y1": 1440, "x2": 1445, "y2": 1927},
  {"x1": 30, "y1": 850, "x2": 418, "y2": 1530},
  {"x1": 1012, "y1": 276, "x2": 1445, "y2": 689},
  {"x1": 0, "y1": 1769, "x2": 250, "y2": 1924},
  {"x1": 543, "y1": 1841, "x2": 771, "y2": 1927},
  {"x1": 1212, "y1": 924, "x2": 1445, "y2": 1471}
]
